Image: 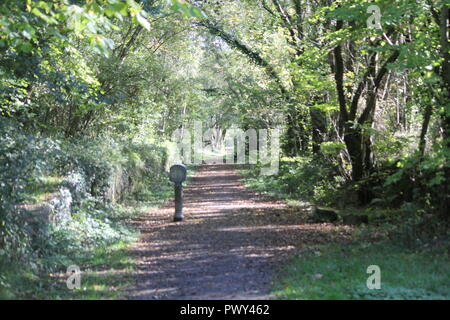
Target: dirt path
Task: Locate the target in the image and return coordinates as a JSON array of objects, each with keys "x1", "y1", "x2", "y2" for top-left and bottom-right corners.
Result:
[{"x1": 127, "y1": 164, "x2": 353, "y2": 300}]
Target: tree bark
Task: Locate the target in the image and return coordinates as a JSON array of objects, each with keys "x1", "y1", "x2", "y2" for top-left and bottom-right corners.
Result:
[{"x1": 438, "y1": 5, "x2": 450, "y2": 219}]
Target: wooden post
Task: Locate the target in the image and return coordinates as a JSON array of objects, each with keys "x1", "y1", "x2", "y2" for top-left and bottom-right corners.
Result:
[
  {"x1": 169, "y1": 164, "x2": 187, "y2": 222},
  {"x1": 173, "y1": 182, "x2": 183, "y2": 222}
]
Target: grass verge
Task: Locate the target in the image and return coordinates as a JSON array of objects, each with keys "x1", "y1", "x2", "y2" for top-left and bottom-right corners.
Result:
[
  {"x1": 239, "y1": 165, "x2": 450, "y2": 300},
  {"x1": 1, "y1": 165, "x2": 199, "y2": 300},
  {"x1": 273, "y1": 242, "x2": 450, "y2": 300}
]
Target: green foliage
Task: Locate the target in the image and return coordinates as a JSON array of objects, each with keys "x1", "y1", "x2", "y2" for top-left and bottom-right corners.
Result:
[
  {"x1": 0, "y1": 118, "x2": 59, "y2": 265},
  {"x1": 243, "y1": 156, "x2": 345, "y2": 206},
  {"x1": 379, "y1": 145, "x2": 448, "y2": 210},
  {"x1": 372, "y1": 133, "x2": 412, "y2": 164},
  {"x1": 1, "y1": 0, "x2": 449, "y2": 300},
  {"x1": 0, "y1": 0, "x2": 203, "y2": 55},
  {"x1": 0, "y1": 202, "x2": 127, "y2": 298},
  {"x1": 0, "y1": 0, "x2": 206, "y2": 138},
  {"x1": 274, "y1": 242, "x2": 450, "y2": 300},
  {"x1": 0, "y1": 118, "x2": 55, "y2": 210},
  {"x1": 0, "y1": 119, "x2": 172, "y2": 298},
  {"x1": 42, "y1": 208, "x2": 136, "y2": 262},
  {"x1": 320, "y1": 141, "x2": 346, "y2": 155}
]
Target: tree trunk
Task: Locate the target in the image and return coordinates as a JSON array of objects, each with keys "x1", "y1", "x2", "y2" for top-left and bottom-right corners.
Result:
[
  {"x1": 310, "y1": 107, "x2": 327, "y2": 154},
  {"x1": 344, "y1": 125, "x2": 363, "y2": 181},
  {"x1": 284, "y1": 112, "x2": 301, "y2": 156},
  {"x1": 419, "y1": 103, "x2": 433, "y2": 158},
  {"x1": 438, "y1": 5, "x2": 450, "y2": 219}
]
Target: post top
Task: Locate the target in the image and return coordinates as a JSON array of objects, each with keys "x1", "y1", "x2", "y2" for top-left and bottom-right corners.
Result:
[{"x1": 169, "y1": 164, "x2": 187, "y2": 183}]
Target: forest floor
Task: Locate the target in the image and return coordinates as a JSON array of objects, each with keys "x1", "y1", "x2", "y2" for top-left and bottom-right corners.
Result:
[{"x1": 125, "y1": 164, "x2": 354, "y2": 300}]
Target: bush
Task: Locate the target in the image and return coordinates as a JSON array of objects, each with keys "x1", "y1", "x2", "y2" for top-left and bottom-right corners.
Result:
[
  {"x1": 0, "y1": 122, "x2": 170, "y2": 298},
  {"x1": 243, "y1": 156, "x2": 345, "y2": 206},
  {"x1": 373, "y1": 144, "x2": 448, "y2": 215},
  {"x1": 0, "y1": 118, "x2": 58, "y2": 212},
  {"x1": 0, "y1": 118, "x2": 59, "y2": 264},
  {"x1": 57, "y1": 137, "x2": 168, "y2": 204},
  {"x1": 278, "y1": 156, "x2": 344, "y2": 204}
]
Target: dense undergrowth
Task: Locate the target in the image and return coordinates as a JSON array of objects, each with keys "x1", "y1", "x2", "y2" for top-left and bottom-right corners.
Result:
[
  {"x1": 242, "y1": 156, "x2": 345, "y2": 207},
  {"x1": 241, "y1": 155, "x2": 450, "y2": 300},
  {"x1": 0, "y1": 118, "x2": 175, "y2": 299},
  {"x1": 243, "y1": 152, "x2": 450, "y2": 243}
]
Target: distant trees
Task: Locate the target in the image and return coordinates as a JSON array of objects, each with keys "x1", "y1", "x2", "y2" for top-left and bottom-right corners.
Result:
[
  {"x1": 193, "y1": 0, "x2": 449, "y2": 210},
  {"x1": 1, "y1": 0, "x2": 448, "y2": 214},
  {"x1": 0, "y1": 0, "x2": 203, "y2": 137}
]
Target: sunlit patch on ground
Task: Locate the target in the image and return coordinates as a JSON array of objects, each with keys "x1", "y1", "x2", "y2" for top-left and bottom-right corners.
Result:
[{"x1": 126, "y1": 164, "x2": 354, "y2": 300}]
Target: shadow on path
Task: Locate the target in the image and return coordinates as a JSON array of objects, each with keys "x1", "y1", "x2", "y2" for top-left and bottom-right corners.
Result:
[{"x1": 127, "y1": 164, "x2": 353, "y2": 300}]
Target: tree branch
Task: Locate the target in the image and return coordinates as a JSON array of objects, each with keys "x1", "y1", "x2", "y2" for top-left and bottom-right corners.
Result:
[{"x1": 197, "y1": 20, "x2": 288, "y2": 95}]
